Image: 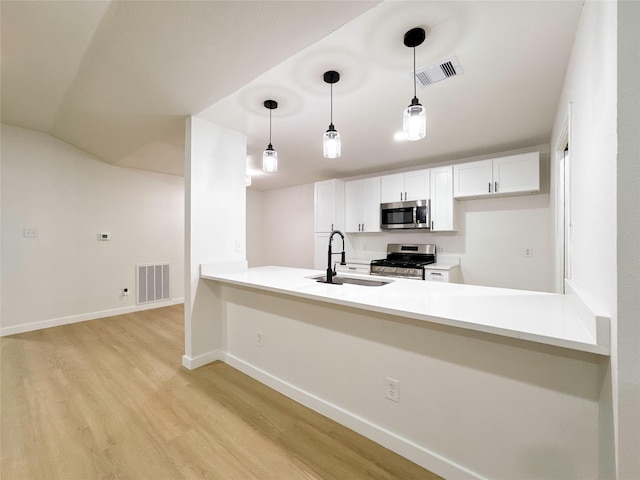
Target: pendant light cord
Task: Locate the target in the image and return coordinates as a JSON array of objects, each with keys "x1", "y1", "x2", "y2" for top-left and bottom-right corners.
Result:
[
  {"x1": 269, "y1": 108, "x2": 272, "y2": 145},
  {"x1": 330, "y1": 82, "x2": 334, "y2": 126},
  {"x1": 413, "y1": 46, "x2": 417, "y2": 100}
]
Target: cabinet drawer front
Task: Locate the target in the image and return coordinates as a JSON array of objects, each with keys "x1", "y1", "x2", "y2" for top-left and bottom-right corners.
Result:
[{"x1": 425, "y1": 270, "x2": 449, "y2": 282}]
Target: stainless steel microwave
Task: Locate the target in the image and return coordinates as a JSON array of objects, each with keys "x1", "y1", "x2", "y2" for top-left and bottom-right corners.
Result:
[{"x1": 380, "y1": 199, "x2": 431, "y2": 230}]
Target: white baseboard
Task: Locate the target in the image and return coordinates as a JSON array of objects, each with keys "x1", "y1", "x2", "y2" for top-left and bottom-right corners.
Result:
[
  {"x1": 182, "y1": 350, "x2": 225, "y2": 370},
  {"x1": 224, "y1": 353, "x2": 485, "y2": 480},
  {"x1": 0, "y1": 298, "x2": 185, "y2": 337}
]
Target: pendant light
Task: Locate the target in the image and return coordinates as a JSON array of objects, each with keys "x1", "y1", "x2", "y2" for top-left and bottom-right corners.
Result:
[
  {"x1": 403, "y1": 27, "x2": 426, "y2": 141},
  {"x1": 323, "y1": 70, "x2": 341, "y2": 158},
  {"x1": 262, "y1": 99, "x2": 278, "y2": 172}
]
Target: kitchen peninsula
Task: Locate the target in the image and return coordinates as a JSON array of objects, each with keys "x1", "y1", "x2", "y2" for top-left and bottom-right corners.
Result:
[
  {"x1": 198, "y1": 263, "x2": 609, "y2": 480},
  {"x1": 201, "y1": 264, "x2": 608, "y2": 355}
]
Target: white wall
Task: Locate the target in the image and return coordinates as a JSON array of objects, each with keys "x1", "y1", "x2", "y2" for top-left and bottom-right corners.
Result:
[
  {"x1": 616, "y1": 2, "x2": 640, "y2": 478},
  {"x1": 260, "y1": 183, "x2": 315, "y2": 269},
  {"x1": 183, "y1": 116, "x2": 246, "y2": 368},
  {"x1": 0, "y1": 124, "x2": 184, "y2": 334},
  {"x1": 550, "y1": 1, "x2": 640, "y2": 477},
  {"x1": 222, "y1": 285, "x2": 601, "y2": 480},
  {"x1": 552, "y1": 0, "x2": 618, "y2": 316}
]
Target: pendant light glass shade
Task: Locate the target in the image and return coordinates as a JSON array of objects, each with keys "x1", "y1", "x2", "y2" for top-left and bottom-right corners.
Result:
[
  {"x1": 403, "y1": 28, "x2": 427, "y2": 142},
  {"x1": 323, "y1": 125, "x2": 341, "y2": 159},
  {"x1": 262, "y1": 144, "x2": 278, "y2": 172},
  {"x1": 403, "y1": 98, "x2": 426, "y2": 141},
  {"x1": 323, "y1": 70, "x2": 341, "y2": 158},
  {"x1": 262, "y1": 99, "x2": 278, "y2": 172}
]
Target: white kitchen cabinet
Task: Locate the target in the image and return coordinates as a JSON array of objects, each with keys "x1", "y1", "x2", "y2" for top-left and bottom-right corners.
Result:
[
  {"x1": 314, "y1": 179, "x2": 344, "y2": 233},
  {"x1": 380, "y1": 170, "x2": 430, "y2": 203},
  {"x1": 453, "y1": 159, "x2": 493, "y2": 197},
  {"x1": 345, "y1": 177, "x2": 381, "y2": 233},
  {"x1": 493, "y1": 153, "x2": 540, "y2": 194},
  {"x1": 453, "y1": 152, "x2": 539, "y2": 199},
  {"x1": 429, "y1": 166, "x2": 455, "y2": 231},
  {"x1": 335, "y1": 262, "x2": 370, "y2": 275},
  {"x1": 424, "y1": 265, "x2": 461, "y2": 283},
  {"x1": 314, "y1": 233, "x2": 330, "y2": 270}
]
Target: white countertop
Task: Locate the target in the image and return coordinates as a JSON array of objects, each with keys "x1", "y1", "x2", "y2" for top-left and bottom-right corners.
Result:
[{"x1": 201, "y1": 265, "x2": 609, "y2": 355}]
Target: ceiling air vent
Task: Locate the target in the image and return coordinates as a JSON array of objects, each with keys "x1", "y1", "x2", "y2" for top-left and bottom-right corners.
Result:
[{"x1": 415, "y1": 56, "x2": 463, "y2": 87}]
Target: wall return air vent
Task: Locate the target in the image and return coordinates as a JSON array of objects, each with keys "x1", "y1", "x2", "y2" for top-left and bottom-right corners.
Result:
[
  {"x1": 136, "y1": 263, "x2": 171, "y2": 305},
  {"x1": 415, "y1": 55, "x2": 463, "y2": 87}
]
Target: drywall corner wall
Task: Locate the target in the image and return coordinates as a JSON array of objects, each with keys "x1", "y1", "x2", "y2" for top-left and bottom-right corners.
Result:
[
  {"x1": 0, "y1": 124, "x2": 184, "y2": 334},
  {"x1": 184, "y1": 116, "x2": 246, "y2": 366},
  {"x1": 261, "y1": 183, "x2": 314, "y2": 269},
  {"x1": 616, "y1": 1, "x2": 640, "y2": 478},
  {"x1": 552, "y1": 0, "x2": 617, "y2": 316},
  {"x1": 552, "y1": 1, "x2": 640, "y2": 480}
]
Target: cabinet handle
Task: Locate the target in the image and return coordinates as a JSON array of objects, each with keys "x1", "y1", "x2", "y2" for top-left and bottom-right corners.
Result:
[
  {"x1": 488, "y1": 182, "x2": 492, "y2": 193},
  {"x1": 400, "y1": 192, "x2": 403, "y2": 202},
  {"x1": 404, "y1": 192, "x2": 407, "y2": 201},
  {"x1": 494, "y1": 181, "x2": 498, "y2": 193},
  {"x1": 331, "y1": 223, "x2": 334, "y2": 230},
  {"x1": 362, "y1": 223, "x2": 365, "y2": 231},
  {"x1": 431, "y1": 220, "x2": 434, "y2": 230}
]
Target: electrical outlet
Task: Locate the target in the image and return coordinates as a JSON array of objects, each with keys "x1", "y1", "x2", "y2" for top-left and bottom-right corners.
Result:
[
  {"x1": 256, "y1": 331, "x2": 264, "y2": 348},
  {"x1": 123, "y1": 288, "x2": 129, "y2": 296},
  {"x1": 385, "y1": 377, "x2": 399, "y2": 402},
  {"x1": 524, "y1": 247, "x2": 532, "y2": 257},
  {"x1": 23, "y1": 228, "x2": 38, "y2": 238}
]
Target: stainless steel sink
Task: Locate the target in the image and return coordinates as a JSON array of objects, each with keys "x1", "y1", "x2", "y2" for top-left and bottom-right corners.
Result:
[{"x1": 309, "y1": 274, "x2": 393, "y2": 287}]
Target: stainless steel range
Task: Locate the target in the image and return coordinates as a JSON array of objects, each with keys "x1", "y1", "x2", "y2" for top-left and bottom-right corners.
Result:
[{"x1": 370, "y1": 244, "x2": 436, "y2": 280}]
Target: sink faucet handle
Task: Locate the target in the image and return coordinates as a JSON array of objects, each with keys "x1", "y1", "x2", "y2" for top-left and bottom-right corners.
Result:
[{"x1": 340, "y1": 251, "x2": 346, "y2": 265}]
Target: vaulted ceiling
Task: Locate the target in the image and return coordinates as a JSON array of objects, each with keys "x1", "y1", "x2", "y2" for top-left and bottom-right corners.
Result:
[{"x1": 1, "y1": 1, "x2": 583, "y2": 191}]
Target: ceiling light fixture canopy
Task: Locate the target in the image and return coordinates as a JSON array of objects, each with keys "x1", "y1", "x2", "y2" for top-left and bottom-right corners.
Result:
[
  {"x1": 403, "y1": 27, "x2": 427, "y2": 141},
  {"x1": 323, "y1": 70, "x2": 341, "y2": 159},
  {"x1": 263, "y1": 99, "x2": 278, "y2": 172}
]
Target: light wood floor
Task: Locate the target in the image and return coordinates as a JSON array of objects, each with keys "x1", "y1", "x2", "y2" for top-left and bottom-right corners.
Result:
[{"x1": 1, "y1": 305, "x2": 442, "y2": 480}]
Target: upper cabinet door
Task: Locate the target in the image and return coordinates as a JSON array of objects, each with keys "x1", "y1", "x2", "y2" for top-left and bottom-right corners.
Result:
[
  {"x1": 404, "y1": 169, "x2": 430, "y2": 201},
  {"x1": 453, "y1": 152, "x2": 540, "y2": 199},
  {"x1": 359, "y1": 177, "x2": 381, "y2": 232},
  {"x1": 430, "y1": 166, "x2": 454, "y2": 231},
  {"x1": 493, "y1": 152, "x2": 539, "y2": 194},
  {"x1": 345, "y1": 177, "x2": 381, "y2": 233},
  {"x1": 380, "y1": 174, "x2": 405, "y2": 204},
  {"x1": 314, "y1": 179, "x2": 344, "y2": 232},
  {"x1": 453, "y1": 159, "x2": 493, "y2": 198},
  {"x1": 380, "y1": 170, "x2": 430, "y2": 203}
]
